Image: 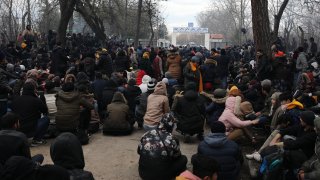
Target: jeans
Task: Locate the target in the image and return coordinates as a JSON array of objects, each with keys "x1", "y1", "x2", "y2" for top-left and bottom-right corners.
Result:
[{"x1": 33, "y1": 116, "x2": 50, "y2": 141}]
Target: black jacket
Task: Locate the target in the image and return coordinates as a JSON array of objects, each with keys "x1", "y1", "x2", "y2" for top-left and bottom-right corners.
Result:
[
  {"x1": 198, "y1": 133, "x2": 242, "y2": 180},
  {"x1": 216, "y1": 55, "x2": 230, "y2": 77},
  {"x1": 50, "y1": 46, "x2": 68, "y2": 76},
  {"x1": 97, "y1": 53, "x2": 113, "y2": 77},
  {"x1": 280, "y1": 125, "x2": 316, "y2": 158},
  {"x1": 12, "y1": 92, "x2": 48, "y2": 137},
  {"x1": 1, "y1": 156, "x2": 70, "y2": 180},
  {"x1": 0, "y1": 130, "x2": 31, "y2": 165},
  {"x1": 50, "y1": 132, "x2": 94, "y2": 180},
  {"x1": 114, "y1": 55, "x2": 130, "y2": 72},
  {"x1": 173, "y1": 90, "x2": 205, "y2": 135},
  {"x1": 124, "y1": 85, "x2": 141, "y2": 114}
]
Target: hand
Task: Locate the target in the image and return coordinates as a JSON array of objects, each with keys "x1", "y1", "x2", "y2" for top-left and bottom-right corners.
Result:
[
  {"x1": 255, "y1": 112, "x2": 261, "y2": 116},
  {"x1": 251, "y1": 119, "x2": 259, "y2": 125},
  {"x1": 298, "y1": 172, "x2": 304, "y2": 180}
]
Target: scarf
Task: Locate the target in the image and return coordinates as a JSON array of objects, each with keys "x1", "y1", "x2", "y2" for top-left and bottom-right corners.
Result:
[{"x1": 190, "y1": 62, "x2": 203, "y2": 92}]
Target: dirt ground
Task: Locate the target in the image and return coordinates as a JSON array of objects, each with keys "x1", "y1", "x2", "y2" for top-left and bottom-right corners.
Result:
[
  {"x1": 30, "y1": 94, "x2": 251, "y2": 180},
  {"x1": 31, "y1": 127, "x2": 201, "y2": 180}
]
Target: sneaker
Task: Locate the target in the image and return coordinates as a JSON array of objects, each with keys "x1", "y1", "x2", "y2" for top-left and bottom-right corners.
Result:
[
  {"x1": 31, "y1": 139, "x2": 47, "y2": 147},
  {"x1": 245, "y1": 151, "x2": 259, "y2": 160},
  {"x1": 253, "y1": 152, "x2": 261, "y2": 162}
]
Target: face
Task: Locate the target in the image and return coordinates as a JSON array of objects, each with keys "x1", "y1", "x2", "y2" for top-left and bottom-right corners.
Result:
[{"x1": 271, "y1": 99, "x2": 276, "y2": 105}]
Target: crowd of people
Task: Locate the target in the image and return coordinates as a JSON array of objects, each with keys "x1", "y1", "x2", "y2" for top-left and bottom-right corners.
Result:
[{"x1": 0, "y1": 24, "x2": 320, "y2": 180}]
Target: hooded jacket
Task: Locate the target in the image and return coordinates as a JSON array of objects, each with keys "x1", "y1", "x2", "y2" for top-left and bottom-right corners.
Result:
[
  {"x1": 144, "y1": 82, "x2": 170, "y2": 126},
  {"x1": 198, "y1": 133, "x2": 242, "y2": 180},
  {"x1": 103, "y1": 92, "x2": 132, "y2": 133},
  {"x1": 206, "y1": 96, "x2": 227, "y2": 126},
  {"x1": 173, "y1": 90, "x2": 205, "y2": 135},
  {"x1": 1, "y1": 156, "x2": 70, "y2": 180},
  {"x1": 302, "y1": 117, "x2": 320, "y2": 179},
  {"x1": 50, "y1": 133, "x2": 94, "y2": 180},
  {"x1": 200, "y1": 58, "x2": 217, "y2": 83},
  {"x1": 138, "y1": 75, "x2": 151, "y2": 93},
  {"x1": 218, "y1": 96, "x2": 254, "y2": 131},
  {"x1": 55, "y1": 91, "x2": 93, "y2": 131},
  {"x1": 11, "y1": 89, "x2": 48, "y2": 137},
  {"x1": 167, "y1": 53, "x2": 182, "y2": 80},
  {"x1": 138, "y1": 114, "x2": 184, "y2": 180},
  {"x1": 97, "y1": 52, "x2": 113, "y2": 77}
]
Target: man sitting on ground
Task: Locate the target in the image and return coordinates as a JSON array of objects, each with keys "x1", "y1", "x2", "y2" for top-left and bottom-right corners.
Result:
[{"x1": 0, "y1": 112, "x2": 43, "y2": 165}]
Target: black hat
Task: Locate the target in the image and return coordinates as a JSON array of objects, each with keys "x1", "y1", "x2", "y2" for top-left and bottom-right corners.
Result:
[
  {"x1": 300, "y1": 111, "x2": 315, "y2": 126},
  {"x1": 210, "y1": 121, "x2": 226, "y2": 133},
  {"x1": 213, "y1": 89, "x2": 227, "y2": 99}
]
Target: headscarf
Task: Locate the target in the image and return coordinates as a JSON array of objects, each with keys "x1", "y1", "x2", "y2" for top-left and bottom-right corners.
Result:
[{"x1": 157, "y1": 113, "x2": 175, "y2": 133}]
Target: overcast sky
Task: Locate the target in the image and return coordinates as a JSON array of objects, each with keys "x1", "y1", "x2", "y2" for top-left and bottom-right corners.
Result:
[{"x1": 159, "y1": 0, "x2": 211, "y2": 34}]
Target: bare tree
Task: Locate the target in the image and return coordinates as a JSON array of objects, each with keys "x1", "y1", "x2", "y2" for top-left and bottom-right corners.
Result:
[
  {"x1": 57, "y1": 0, "x2": 76, "y2": 45},
  {"x1": 251, "y1": 0, "x2": 272, "y2": 58}
]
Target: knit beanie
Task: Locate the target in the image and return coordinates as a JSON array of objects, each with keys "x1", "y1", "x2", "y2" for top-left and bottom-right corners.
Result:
[
  {"x1": 210, "y1": 121, "x2": 226, "y2": 133},
  {"x1": 300, "y1": 111, "x2": 315, "y2": 127},
  {"x1": 147, "y1": 80, "x2": 156, "y2": 91},
  {"x1": 213, "y1": 89, "x2": 227, "y2": 99},
  {"x1": 162, "y1": 78, "x2": 169, "y2": 85},
  {"x1": 261, "y1": 79, "x2": 272, "y2": 87}
]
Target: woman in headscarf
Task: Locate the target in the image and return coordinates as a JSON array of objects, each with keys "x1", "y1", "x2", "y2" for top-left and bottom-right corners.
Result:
[{"x1": 138, "y1": 113, "x2": 187, "y2": 180}]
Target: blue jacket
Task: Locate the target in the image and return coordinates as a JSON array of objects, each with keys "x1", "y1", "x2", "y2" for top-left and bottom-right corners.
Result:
[{"x1": 198, "y1": 133, "x2": 242, "y2": 180}]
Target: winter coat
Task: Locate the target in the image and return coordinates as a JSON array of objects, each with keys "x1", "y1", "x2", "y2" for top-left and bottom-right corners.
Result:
[
  {"x1": 138, "y1": 114, "x2": 184, "y2": 180},
  {"x1": 198, "y1": 133, "x2": 242, "y2": 180},
  {"x1": 176, "y1": 170, "x2": 201, "y2": 180},
  {"x1": 144, "y1": 82, "x2": 170, "y2": 126},
  {"x1": 114, "y1": 55, "x2": 130, "y2": 72},
  {"x1": 216, "y1": 55, "x2": 230, "y2": 77},
  {"x1": 50, "y1": 132, "x2": 94, "y2": 180},
  {"x1": 135, "y1": 90, "x2": 153, "y2": 119},
  {"x1": 153, "y1": 55, "x2": 163, "y2": 80},
  {"x1": 0, "y1": 130, "x2": 31, "y2": 165},
  {"x1": 11, "y1": 91, "x2": 48, "y2": 137},
  {"x1": 206, "y1": 97, "x2": 227, "y2": 126},
  {"x1": 103, "y1": 92, "x2": 132, "y2": 133},
  {"x1": 91, "y1": 79, "x2": 107, "y2": 112},
  {"x1": 136, "y1": 70, "x2": 146, "y2": 85},
  {"x1": 124, "y1": 85, "x2": 141, "y2": 114},
  {"x1": 200, "y1": 59, "x2": 217, "y2": 84},
  {"x1": 296, "y1": 52, "x2": 308, "y2": 72},
  {"x1": 139, "y1": 58, "x2": 154, "y2": 77},
  {"x1": 173, "y1": 90, "x2": 205, "y2": 135},
  {"x1": 97, "y1": 52, "x2": 113, "y2": 77},
  {"x1": 50, "y1": 46, "x2": 68, "y2": 76},
  {"x1": 183, "y1": 62, "x2": 201, "y2": 91},
  {"x1": 256, "y1": 55, "x2": 272, "y2": 81},
  {"x1": 280, "y1": 125, "x2": 316, "y2": 158},
  {"x1": 1, "y1": 156, "x2": 70, "y2": 180},
  {"x1": 101, "y1": 79, "x2": 118, "y2": 110},
  {"x1": 167, "y1": 53, "x2": 182, "y2": 80},
  {"x1": 218, "y1": 96, "x2": 254, "y2": 131},
  {"x1": 301, "y1": 117, "x2": 320, "y2": 180},
  {"x1": 55, "y1": 91, "x2": 93, "y2": 131}
]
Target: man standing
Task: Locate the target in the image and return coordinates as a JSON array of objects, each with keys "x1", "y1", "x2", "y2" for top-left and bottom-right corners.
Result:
[{"x1": 22, "y1": 25, "x2": 35, "y2": 49}]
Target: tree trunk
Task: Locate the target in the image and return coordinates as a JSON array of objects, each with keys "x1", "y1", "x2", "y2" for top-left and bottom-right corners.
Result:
[
  {"x1": 8, "y1": 0, "x2": 14, "y2": 41},
  {"x1": 251, "y1": 0, "x2": 271, "y2": 59},
  {"x1": 272, "y1": 0, "x2": 289, "y2": 43},
  {"x1": 298, "y1": 26, "x2": 304, "y2": 46},
  {"x1": 57, "y1": 0, "x2": 76, "y2": 45},
  {"x1": 22, "y1": 12, "x2": 28, "y2": 33},
  {"x1": 75, "y1": 0, "x2": 106, "y2": 43},
  {"x1": 134, "y1": 0, "x2": 143, "y2": 48},
  {"x1": 27, "y1": 0, "x2": 32, "y2": 26}
]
